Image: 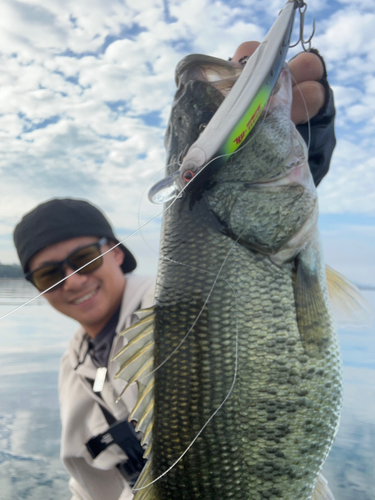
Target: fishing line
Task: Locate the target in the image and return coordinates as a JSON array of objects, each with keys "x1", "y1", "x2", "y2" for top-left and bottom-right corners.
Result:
[
  {"x1": 290, "y1": 72, "x2": 311, "y2": 151},
  {"x1": 0, "y1": 174, "x2": 195, "y2": 321},
  {"x1": 133, "y1": 169, "x2": 314, "y2": 490}
]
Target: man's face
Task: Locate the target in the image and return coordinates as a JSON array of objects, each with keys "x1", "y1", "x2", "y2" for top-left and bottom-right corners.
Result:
[{"x1": 28, "y1": 236, "x2": 126, "y2": 337}]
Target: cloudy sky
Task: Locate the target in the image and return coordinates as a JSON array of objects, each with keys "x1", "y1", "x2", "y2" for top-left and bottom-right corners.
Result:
[{"x1": 0, "y1": 0, "x2": 374, "y2": 284}]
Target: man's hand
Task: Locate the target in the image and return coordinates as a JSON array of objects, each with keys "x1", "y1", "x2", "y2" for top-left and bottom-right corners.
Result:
[{"x1": 231, "y1": 41, "x2": 326, "y2": 125}]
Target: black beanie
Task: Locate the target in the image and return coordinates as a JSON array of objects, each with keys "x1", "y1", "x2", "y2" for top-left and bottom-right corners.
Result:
[{"x1": 13, "y1": 198, "x2": 137, "y2": 274}]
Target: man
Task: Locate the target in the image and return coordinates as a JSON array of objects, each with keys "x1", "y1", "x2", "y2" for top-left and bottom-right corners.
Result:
[
  {"x1": 14, "y1": 198, "x2": 155, "y2": 500},
  {"x1": 13, "y1": 43, "x2": 336, "y2": 500}
]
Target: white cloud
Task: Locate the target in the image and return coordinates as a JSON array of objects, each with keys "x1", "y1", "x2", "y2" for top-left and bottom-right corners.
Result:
[
  {"x1": 315, "y1": 11, "x2": 375, "y2": 58},
  {"x1": 319, "y1": 150, "x2": 375, "y2": 215},
  {"x1": 331, "y1": 85, "x2": 362, "y2": 109}
]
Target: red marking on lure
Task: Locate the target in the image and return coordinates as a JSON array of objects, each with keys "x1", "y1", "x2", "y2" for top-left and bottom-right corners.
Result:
[
  {"x1": 246, "y1": 104, "x2": 262, "y2": 131},
  {"x1": 233, "y1": 131, "x2": 245, "y2": 146},
  {"x1": 233, "y1": 104, "x2": 262, "y2": 147}
]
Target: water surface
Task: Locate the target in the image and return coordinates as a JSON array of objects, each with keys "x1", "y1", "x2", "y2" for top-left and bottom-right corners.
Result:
[{"x1": 0, "y1": 279, "x2": 74, "y2": 500}]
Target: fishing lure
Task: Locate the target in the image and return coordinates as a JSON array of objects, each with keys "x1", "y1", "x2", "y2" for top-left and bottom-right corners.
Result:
[{"x1": 149, "y1": 0, "x2": 315, "y2": 204}]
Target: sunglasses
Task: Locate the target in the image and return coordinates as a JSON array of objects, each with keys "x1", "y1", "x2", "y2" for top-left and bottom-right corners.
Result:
[{"x1": 26, "y1": 238, "x2": 108, "y2": 292}]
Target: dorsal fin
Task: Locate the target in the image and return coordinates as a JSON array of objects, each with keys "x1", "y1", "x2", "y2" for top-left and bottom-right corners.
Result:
[
  {"x1": 114, "y1": 342, "x2": 155, "y2": 398},
  {"x1": 326, "y1": 265, "x2": 374, "y2": 328},
  {"x1": 112, "y1": 308, "x2": 157, "y2": 498},
  {"x1": 130, "y1": 378, "x2": 154, "y2": 425}
]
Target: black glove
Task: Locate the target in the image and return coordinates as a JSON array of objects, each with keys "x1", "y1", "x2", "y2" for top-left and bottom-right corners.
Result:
[{"x1": 295, "y1": 48, "x2": 337, "y2": 186}]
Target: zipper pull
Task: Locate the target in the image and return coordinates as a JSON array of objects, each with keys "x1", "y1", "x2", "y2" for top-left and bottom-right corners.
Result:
[{"x1": 93, "y1": 367, "x2": 107, "y2": 393}]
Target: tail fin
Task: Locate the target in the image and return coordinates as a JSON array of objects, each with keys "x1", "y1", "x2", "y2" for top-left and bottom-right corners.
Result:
[{"x1": 312, "y1": 473, "x2": 335, "y2": 500}]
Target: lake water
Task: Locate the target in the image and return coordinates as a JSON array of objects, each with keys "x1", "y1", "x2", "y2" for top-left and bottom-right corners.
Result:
[{"x1": 0, "y1": 278, "x2": 374, "y2": 500}]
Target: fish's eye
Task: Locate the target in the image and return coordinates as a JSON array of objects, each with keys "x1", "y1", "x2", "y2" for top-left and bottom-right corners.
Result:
[
  {"x1": 199, "y1": 123, "x2": 207, "y2": 133},
  {"x1": 182, "y1": 170, "x2": 195, "y2": 182}
]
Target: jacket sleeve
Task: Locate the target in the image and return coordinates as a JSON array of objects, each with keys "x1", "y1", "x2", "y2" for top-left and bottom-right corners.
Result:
[
  {"x1": 69, "y1": 476, "x2": 95, "y2": 500},
  {"x1": 295, "y1": 48, "x2": 336, "y2": 187}
]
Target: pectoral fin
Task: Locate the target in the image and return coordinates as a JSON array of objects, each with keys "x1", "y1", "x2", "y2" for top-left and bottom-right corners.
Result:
[
  {"x1": 326, "y1": 265, "x2": 374, "y2": 328},
  {"x1": 294, "y1": 253, "x2": 331, "y2": 356}
]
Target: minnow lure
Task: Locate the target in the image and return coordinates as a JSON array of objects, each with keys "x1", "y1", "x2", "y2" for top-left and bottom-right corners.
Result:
[{"x1": 149, "y1": 0, "x2": 314, "y2": 204}]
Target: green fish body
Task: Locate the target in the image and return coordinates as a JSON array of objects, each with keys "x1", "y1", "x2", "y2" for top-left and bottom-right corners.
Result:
[{"x1": 114, "y1": 59, "x2": 343, "y2": 500}]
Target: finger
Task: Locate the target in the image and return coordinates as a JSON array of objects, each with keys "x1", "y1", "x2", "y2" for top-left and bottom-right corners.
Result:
[
  {"x1": 291, "y1": 81, "x2": 325, "y2": 124},
  {"x1": 288, "y1": 52, "x2": 324, "y2": 86},
  {"x1": 231, "y1": 41, "x2": 260, "y2": 63}
]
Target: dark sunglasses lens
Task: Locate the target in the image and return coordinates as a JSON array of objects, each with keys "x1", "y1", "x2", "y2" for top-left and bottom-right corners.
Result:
[
  {"x1": 69, "y1": 245, "x2": 103, "y2": 274},
  {"x1": 32, "y1": 265, "x2": 64, "y2": 292},
  {"x1": 30, "y1": 242, "x2": 105, "y2": 292}
]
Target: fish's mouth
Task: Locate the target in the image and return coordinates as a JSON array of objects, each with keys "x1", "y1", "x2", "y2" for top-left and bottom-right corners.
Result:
[
  {"x1": 151, "y1": 55, "x2": 244, "y2": 205},
  {"x1": 175, "y1": 54, "x2": 244, "y2": 98}
]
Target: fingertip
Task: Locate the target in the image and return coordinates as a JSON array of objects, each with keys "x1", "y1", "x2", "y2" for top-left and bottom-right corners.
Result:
[
  {"x1": 232, "y1": 41, "x2": 260, "y2": 63},
  {"x1": 289, "y1": 52, "x2": 324, "y2": 86},
  {"x1": 291, "y1": 81, "x2": 325, "y2": 124}
]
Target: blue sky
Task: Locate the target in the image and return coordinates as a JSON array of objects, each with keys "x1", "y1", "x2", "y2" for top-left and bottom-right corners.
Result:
[{"x1": 0, "y1": 0, "x2": 374, "y2": 284}]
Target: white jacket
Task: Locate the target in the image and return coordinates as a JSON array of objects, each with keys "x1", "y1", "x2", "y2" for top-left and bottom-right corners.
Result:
[{"x1": 59, "y1": 275, "x2": 156, "y2": 500}]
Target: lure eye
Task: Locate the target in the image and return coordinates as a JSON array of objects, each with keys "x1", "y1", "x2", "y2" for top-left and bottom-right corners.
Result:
[{"x1": 182, "y1": 170, "x2": 195, "y2": 182}]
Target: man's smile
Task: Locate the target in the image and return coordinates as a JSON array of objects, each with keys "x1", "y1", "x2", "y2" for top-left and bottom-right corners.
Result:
[{"x1": 69, "y1": 285, "x2": 100, "y2": 306}]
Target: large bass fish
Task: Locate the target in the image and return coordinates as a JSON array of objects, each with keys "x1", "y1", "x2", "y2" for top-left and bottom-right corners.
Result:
[
  {"x1": 112, "y1": 55, "x2": 349, "y2": 499},
  {"x1": 112, "y1": 53, "x2": 358, "y2": 499}
]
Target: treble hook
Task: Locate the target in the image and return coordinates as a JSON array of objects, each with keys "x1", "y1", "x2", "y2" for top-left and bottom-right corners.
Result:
[{"x1": 289, "y1": 1, "x2": 316, "y2": 52}]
